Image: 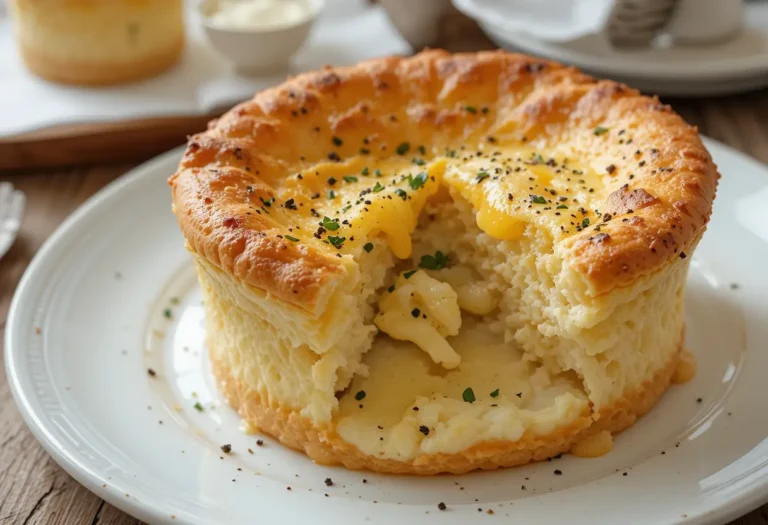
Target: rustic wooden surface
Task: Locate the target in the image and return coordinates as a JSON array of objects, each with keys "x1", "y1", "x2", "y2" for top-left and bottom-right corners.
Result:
[{"x1": 3, "y1": 13, "x2": 768, "y2": 525}]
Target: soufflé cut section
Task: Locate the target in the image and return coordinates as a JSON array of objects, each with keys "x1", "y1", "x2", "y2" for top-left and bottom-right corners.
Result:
[{"x1": 169, "y1": 50, "x2": 718, "y2": 474}]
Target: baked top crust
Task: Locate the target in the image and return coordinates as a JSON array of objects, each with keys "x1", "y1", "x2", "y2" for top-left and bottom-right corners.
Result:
[{"x1": 169, "y1": 49, "x2": 718, "y2": 312}]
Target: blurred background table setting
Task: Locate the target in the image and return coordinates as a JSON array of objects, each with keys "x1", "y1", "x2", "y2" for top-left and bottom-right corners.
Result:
[{"x1": 1, "y1": 0, "x2": 768, "y2": 523}]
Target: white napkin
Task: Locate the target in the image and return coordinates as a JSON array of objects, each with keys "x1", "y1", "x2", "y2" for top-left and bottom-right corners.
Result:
[
  {"x1": 0, "y1": 0, "x2": 411, "y2": 137},
  {"x1": 452, "y1": 0, "x2": 616, "y2": 42}
]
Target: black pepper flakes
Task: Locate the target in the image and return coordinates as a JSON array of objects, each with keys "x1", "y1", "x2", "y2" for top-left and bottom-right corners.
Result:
[
  {"x1": 256, "y1": 439, "x2": 264, "y2": 446},
  {"x1": 325, "y1": 477, "x2": 334, "y2": 487},
  {"x1": 554, "y1": 469, "x2": 562, "y2": 475},
  {"x1": 438, "y1": 502, "x2": 447, "y2": 511},
  {"x1": 147, "y1": 368, "x2": 156, "y2": 377},
  {"x1": 419, "y1": 425, "x2": 430, "y2": 436},
  {"x1": 221, "y1": 444, "x2": 232, "y2": 454}
]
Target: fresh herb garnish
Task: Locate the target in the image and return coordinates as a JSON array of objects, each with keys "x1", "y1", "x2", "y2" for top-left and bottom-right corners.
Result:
[
  {"x1": 490, "y1": 389, "x2": 499, "y2": 398},
  {"x1": 361, "y1": 166, "x2": 370, "y2": 175},
  {"x1": 556, "y1": 204, "x2": 568, "y2": 209},
  {"x1": 581, "y1": 218, "x2": 590, "y2": 229},
  {"x1": 260, "y1": 197, "x2": 274, "y2": 207},
  {"x1": 388, "y1": 285, "x2": 395, "y2": 292},
  {"x1": 360, "y1": 147, "x2": 370, "y2": 155},
  {"x1": 475, "y1": 170, "x2": 490, "y2": 183},
  {"x1": 374, "y1": 168, "x2": 382, "y2": 177},
  {"x1": 341, "y1": 205, "x2": 352, "y2": 213},
  {"x1": 327, "y1": 190, "x2": 336, "y2": 199},
  {"x1": 464, "y1": 105, "x2": 478, "y2": 114},
  {"x1": 408, "y1": 172, "x2": 428, "y2": 190},
  {"x1": 327, "y1": 236, "x2": 346, "y2": 248},
  {"x1": 403, "y1": 270, "x2": 417, "y2": 279},
  {"x1": 419, "y1": 250, "x2": 449, "y2": 270},
  {"x1": 396, "y1": 142, "x2": 410, "y2": 155},
  {"x1": 372, "y1": 182, "x2": 385, "y2": 193},
  {"x1": 343, "y1": 176, "x2": 358, "y2": 183},
  {"x1": 332, "y1": 136, "x2": 343, "y2": 146},
  {"x1": 284, "y1": 235, "x2": 299, "y2": 242},
  {"x1": 361, "y1": 243, "x2": 374, "y2": 254},
  {"x1": 593, "y1": 126, "x2": 609, "y2": 136},
  {"x1": 321, "y1": 216, "x2": 340, "y2": 231},
  {"x1": 194, "y1": 401, "x2": 204, "y2": 412},
  {"x1": 355, "y1": 390, "x2": 366, "y2": 401},
  {"x1": 462, "y1": 387, "x2": 476, "y2": 403},
  {"x1": 163, "y1": 309, "x2": 172, "y2": 319},
  {"x1": 529, "y1": 194, "x2": 547, "y2": 204},
  {"x1": 533, "y1": 153, "x2": 544, "y2": 164},
  {"x1": 394, "y1": 188, "x2": 408, "y2": 200},
  {"x1": 412, "y1": 158, "x2": 426, "y2": 166}
]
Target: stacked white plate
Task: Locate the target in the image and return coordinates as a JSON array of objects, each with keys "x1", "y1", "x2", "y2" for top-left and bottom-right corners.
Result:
[{"x1": 454, "y1": 0, "x2": 768, "y2": 96}]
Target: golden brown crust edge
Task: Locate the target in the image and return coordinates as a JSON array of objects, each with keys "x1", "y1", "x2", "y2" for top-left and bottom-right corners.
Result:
[
  {"x1": 210, "y1": 335, "x2": 682, "y2": 475},
  {"x1": 170, "y1": 49, "x2": 718, "y2": 309}
]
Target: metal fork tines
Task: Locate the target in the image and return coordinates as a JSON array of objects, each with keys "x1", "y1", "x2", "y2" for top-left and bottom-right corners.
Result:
[{"x1": 0, "y1": 182, "x2": 26, "y2": 260}]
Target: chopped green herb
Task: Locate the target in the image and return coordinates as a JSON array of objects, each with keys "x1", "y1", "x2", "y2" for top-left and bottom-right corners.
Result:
[
  {"x1": 593, "y1": 126, "x2": 609, "y2": 136},
  {"x1": 490, "y1": 389, "x2": 499, "y2": 398},
  {"x1": 408, "y1": 172, "x2": 428, "y2": 190},
  {"x1": 388, "y1": 285, "x2": 395, "y2": 292},
  {"x1": 475, "y1": 170, "x2": 490, "y2": 183},
  {"x1": 321, "y1": 216, "x2": 340, "y2": 231},
  {"x1": 396, "y1": 142, "x2": 410, "y2": 155},
  {"x1": 581, "y1": 218, "x2": 590, "y2": 228},
  {"x1": 418, "y1": 145, "x2": 426, "y2": 155},
  {"x1": 341, "y1": 205, "x2": 352, "y2": 213},
  {"x1": 446, "y1": 149, "x2": 457, "y2": 158},
  {"x1": 363, "y1": 242, "x2": 374, "y2": 253},
  {"x1": 355, "y1": 390, "x2": 366, "y2": 401},
  {"x1": 372, "y1": 182, "x2": 385, "y2": 193},
  {"x1": 419, "y1": 250, "x2": 449, "y2": 270},
  {"x1": 529, "y1": 194, "x2": 547, "y2": 204},
  {"x1": 361, "y1": 166, "x2": 370, "y2": 176},
  {"x1": 194, "y1": 402, "x2": 204, "y2": 412},
  {"x1": 403, "y1": 270, "x2": 417, "y2": 279},
  {"x1": 360, "y1": 147, "x2": 370, "y2": 155},
  {"x1": 394, "y1": 188, "x2": 408, "y2": 200},
  {"x1": 556, "y1": 204, "x2": 568, "y2": 209},
  {"x1": 170, "y1": 297, "x2": 180, "y2": 305},
  {"x1": 412, "y1": 158, "x2": 426, "y2": 166},
  {"x1": 332, "y1": 136, "x2": 343, "y2": 146},
  {"x1": 163, "y1": 308, "x2": 172, "y2": 319},
  {"x1": 374, "y1": 168, "x2": 382, "y2": 177},
  {"x1": 462, "y1": 387, "x2": 476, "y2": 403},
  {"x1": 327, "y1": 236, "x2": 346, "y2": 248},
  {"x1": 327, "y1": 190, "x2": 336, "y2": 199},
  {"x1": 464, "y1": 105, "x2": 478, "y2": 114},
  {"x1": 284, "y1": 235, "x2": 299, "y2": 242},
  {"x1": 533, "y1": 153, "x2": 544, "y2": 164},
  {"x1": 343, "y1": 176, "x2": 358, "y2": 183},
  {"x1": 260, "y1": 197, "x2": 274, "y2": 207}
]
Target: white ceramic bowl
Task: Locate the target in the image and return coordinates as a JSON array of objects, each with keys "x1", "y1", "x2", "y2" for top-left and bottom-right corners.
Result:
[{"x1": 199, "y1": 0, "x2": 324, "y2": 75}]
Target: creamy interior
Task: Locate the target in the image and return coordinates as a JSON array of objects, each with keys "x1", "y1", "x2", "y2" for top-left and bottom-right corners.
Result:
[{"x1": 337, "y1": 318, "x2": 588, "y2": 460}]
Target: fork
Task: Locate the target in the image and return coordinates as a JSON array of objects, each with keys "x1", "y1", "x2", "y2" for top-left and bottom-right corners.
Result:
[{"x1": 0, "y1": 182, "x2": 26, "y2": 260}]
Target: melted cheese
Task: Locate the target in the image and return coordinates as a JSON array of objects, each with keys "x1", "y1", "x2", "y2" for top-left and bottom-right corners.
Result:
[{"x1": 270, "y1": 141, "x2": 609, "y2": 263}]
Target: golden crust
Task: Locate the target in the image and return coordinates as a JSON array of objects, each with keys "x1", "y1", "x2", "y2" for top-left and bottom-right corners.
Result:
[
  {"x1": 170, "y1": 50, "x2": 718, "y2": 305},
  {"x1": 210, "y1": 335, "x2": 682, "y2": 475}
]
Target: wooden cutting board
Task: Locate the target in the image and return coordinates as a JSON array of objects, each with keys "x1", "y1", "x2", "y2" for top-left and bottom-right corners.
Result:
[{"x1": 0, "y1": 113, "x2": 219, "y2": 171}]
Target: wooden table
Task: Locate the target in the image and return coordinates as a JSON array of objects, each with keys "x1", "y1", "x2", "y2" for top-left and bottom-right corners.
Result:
[{"x1": 2, "y1": 43, "x2": 768, "y2": 525}]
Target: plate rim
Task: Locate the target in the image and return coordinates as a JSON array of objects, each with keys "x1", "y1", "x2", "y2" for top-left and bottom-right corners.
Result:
[{"x1": 5, "y1": 139, "x2": 768, "y2": 525}]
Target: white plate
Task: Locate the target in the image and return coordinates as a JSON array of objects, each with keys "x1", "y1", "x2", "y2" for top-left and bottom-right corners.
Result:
[
  {"x1": 466, "y1": 2, "x2": 768, "y2": 96},
  {"x1": 6, "y1": 138, "x2": 768, "y2": 525}
]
